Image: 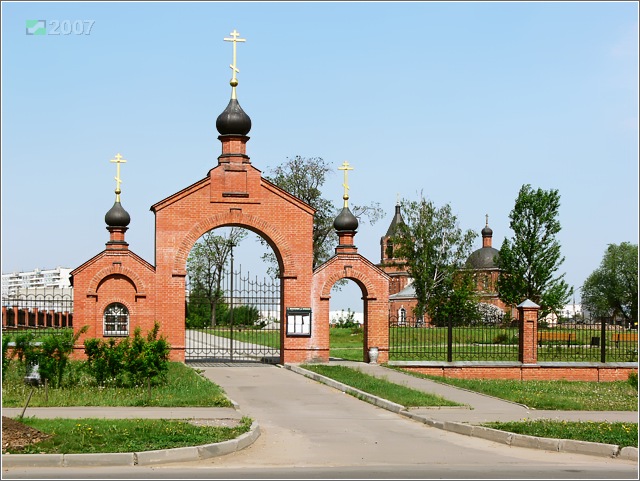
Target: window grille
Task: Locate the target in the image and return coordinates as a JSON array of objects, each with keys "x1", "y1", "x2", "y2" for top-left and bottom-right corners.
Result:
[{"x1": 103, "y1": 302, "x2": 129, "y2": 336}]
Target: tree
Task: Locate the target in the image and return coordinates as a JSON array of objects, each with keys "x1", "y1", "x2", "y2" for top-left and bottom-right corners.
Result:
[
  {"x1": 392, "y1": 196, "x2": 478, "y2": 321},
  {"x1": 186, "y1": 228, "x2": 246, "y2": 327},
  {"x1": 496, "y1": 184, "x2": 572, "y2": 318},
  {"x1": 581, "y1": 242, "x2": 638, "y2": 327},
  {"x1": 264, "y1": 156, "x2": 384, "y2": 272}
]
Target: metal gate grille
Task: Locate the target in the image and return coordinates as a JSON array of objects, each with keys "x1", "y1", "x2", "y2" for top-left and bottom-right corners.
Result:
[{"x1": 185, "y1": 267, "x2": 281, "y2": 364}]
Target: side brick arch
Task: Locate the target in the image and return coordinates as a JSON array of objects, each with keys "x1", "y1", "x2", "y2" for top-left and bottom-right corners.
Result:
[
  {"x1": 87, "y1": 265, "x2": 147, "y2": 297},
  {"x1": 172, "y1": 211, "x2": 296, "y2": 277},
  {"x1": 319, "y1": 266, "x2": 381, "y2": 301}
]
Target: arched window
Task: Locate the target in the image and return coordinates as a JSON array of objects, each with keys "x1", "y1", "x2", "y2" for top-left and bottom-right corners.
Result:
[
  {"x1": 386, "y1": 240, "x2": 394, "y2": 259},
  {"x1": 104, "y1": 302, "x2": 129, "y2": 336},
  {"x1": 398, "y1": 307, "x2": 407, "y2": 326}
]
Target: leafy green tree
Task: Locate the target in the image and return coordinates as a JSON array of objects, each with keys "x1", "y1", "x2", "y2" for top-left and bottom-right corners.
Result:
[
  {"x1": 496, "y1": 184, "x2": 572, "y2": 317},
  {"x1": 264, "y1": 156, "x2": 384, "y2": 272},
  {"x1": 186, "y1": 228, "x2": 246, "y2": 327},
  {"x1": 428, "y1": 271, "x2": 481, "y2": 327},
  {"x1": 392, "y1": 196, "x2": 478, "y2": 320},
  {"x1": 581, "y1": 242, "x2": 638, "y2": 327}
]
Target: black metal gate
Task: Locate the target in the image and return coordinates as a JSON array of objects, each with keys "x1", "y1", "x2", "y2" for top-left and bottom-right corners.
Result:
[{"x1": 185, "y1": 266, "x2": 281, "y2": 365}]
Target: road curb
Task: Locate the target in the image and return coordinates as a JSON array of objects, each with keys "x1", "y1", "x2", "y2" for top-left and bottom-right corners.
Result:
[
  {"x1": 287, "y1": 364, "x2": 637, "y2": 462},
  {"x1": 1, "y1": 421, "x2": 260, "y2": 468}
]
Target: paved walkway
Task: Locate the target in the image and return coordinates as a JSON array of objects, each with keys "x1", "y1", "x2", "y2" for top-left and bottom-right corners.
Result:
[
  {"x1": 2, "y1": 361, "x2": 638, "y2": 468},
  {"x1": 329, "y1": 361, "x2": 638, "y2": 424}
]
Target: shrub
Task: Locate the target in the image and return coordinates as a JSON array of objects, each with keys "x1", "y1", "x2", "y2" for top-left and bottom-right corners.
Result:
[
  {"x1": 84, "y1": 337, "x2": 129, "y2": 387},
  {"x1": 477, "y1": 303, "x2": 505, "y2": 325},
  {"x1": 332, "y1": 309, "x2": 360, "y2": 329},
  {"x1": 124, "y1": 322, "x2": 170, "y2": 387},
  {"x1": 2, "y1": 333, "x2": 13, "y2": 381},
  {"x1": 12, "y1": 331, "x2": 39, "y2": 377},
  {"x1": 37, "y1": 326, "x2": 88, "y2": 388},
  {"x1": 84, "y1": 322, "x2": 170, "y2": 390},
  {"x1": 628, "y1": 371, "x2": 638, "y2": 389}
]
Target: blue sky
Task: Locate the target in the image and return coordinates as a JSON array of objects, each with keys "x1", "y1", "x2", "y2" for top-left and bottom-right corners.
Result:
[{"x1": 2, "y1": 1, "x2": 638, "y2": 311}]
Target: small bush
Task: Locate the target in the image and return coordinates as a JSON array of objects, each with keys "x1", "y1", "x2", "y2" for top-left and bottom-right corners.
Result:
[
  {"x1": 332, "y1": 309, "x2": 360, "y2": 329},
  {"x1": 84, "y1": 322, "x2": 170, "y2": 390},
  {"x1": 2, "y1": 334, "x2": 13, "y2": 381},
  {"x1": 628, "y1": 371, "x2": 638, "y2": 389}
]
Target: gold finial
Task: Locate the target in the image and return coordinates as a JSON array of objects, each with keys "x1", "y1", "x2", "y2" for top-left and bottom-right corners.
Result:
[
  {"x1": 224, "y1": 29, "x2": 246, "y2": 100},
  {"x1": 485, "y1": 214, "x2": 489, "y2": 226},
  {"x1": 338, "y1": 161, "x2": 354, "y2": 208},
  {"x1": 110, "y1": 153, "x2": 127, "y2": 202}
]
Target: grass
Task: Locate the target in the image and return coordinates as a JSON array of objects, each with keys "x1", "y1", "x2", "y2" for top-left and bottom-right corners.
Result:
[
  {"x1": 2, "y1": 361, "x2": 252, "y2": 455},
  {"x1": 329, "y1": 328, "x2": 364, "y2": 361},
  {"x1": 386, "y1": 367, "x2": 638, "y2": 411},
  {"x1": 2, "y1": 362, "x2": 233, "y2": 407},
  {"x1": 7, "y1": 417, "x2": 253, "y2": 455},
  {"x1": 483, "y1": 420, "x2": 638, "y2": 448},
  {"x1": 300, "y1": 363, "x2": 461, "y2": 408}
]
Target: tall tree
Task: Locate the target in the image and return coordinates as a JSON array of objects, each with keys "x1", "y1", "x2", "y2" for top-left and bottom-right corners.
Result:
[
  {"x1": 264, "y1": 155, "x2": 384, "y2": 272},
  {"x1": 392, "y1": 196, "x2": 478, "y2": 320},
  {"x1": 581, "y1": 242, "x2": 638, "y2": 327},
  {"x1": 186, "y1": 228, "x2": 246, "y2": 327},
  {"x1": 496, "y1": 184, "x2": 572, "y2": 317}
]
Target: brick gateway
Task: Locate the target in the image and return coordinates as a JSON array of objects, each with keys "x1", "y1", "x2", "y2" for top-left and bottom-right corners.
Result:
[{"x1": 70, "y1": 32, "x2": 389, "y2": 364}]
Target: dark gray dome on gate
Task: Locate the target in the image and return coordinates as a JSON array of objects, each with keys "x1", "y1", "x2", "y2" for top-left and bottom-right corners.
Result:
[
  {"x1": 216, "y1": 98, "x2": 252, "y2": 136},
  {"x1": 333, "y1": 206, "x2": 359, "y2": 232},
  {"x1": 105, "y1": 201, "x2": 130, "y2": 228}
]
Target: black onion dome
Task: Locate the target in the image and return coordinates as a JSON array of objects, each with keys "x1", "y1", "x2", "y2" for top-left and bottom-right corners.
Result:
[
  {"x1": 481, "y1": 225, "x2": 493, "y2": 237},
  {"x1": 466, "y1": 246, "x2": 499, "y2": 269},
  {"x1": 216, "y1": 98, "x2": 251, "y2": 135},
  {"x1": 333, "y1": 207, "x2": 359, "y2": 232},
  {"x1": 105, "y1": 201, "x2": 131, "y2": 227}
]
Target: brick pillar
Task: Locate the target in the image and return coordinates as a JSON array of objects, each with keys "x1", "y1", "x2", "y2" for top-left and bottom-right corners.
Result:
[
  {"x1": 2, "y1": 306, "x2": 6, "y2": 327},
  {"x1": 518, "y1": 299, "x2": 540, "y2": 364}
]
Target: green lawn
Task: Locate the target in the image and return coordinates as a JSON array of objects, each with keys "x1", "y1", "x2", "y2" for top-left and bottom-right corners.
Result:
[
  {"x1": 300, "y1": 364, "x2": 461, "y2": 408},
  {"x1": 483, "y1": 420, "x2": 637, "y2": 448},
  {"x1": 2, "y1": 362, "x2": 232, "y2": 408},
  {"x1": 9, "y1": 417, "x2": 253, "y2": 455},
  {"x1": 387, "y1": 367, "x2": 638, "y2": 411}
]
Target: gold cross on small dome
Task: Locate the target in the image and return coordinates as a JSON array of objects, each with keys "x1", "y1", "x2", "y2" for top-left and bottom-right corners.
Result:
[
  {"x1": 338, "y1": 161, "x2": 354, "y2": 208},
  {"x1": 224, "y1": 29, "x2": 246, "y2": 99},
  {"x1": 110, "y1": 153, "x2": 127, "y2": 201}
]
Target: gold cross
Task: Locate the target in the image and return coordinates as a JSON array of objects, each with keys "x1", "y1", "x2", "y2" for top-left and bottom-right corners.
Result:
[
  {"x1": 224, "y1": 29, "x2": 246, "y2": 99},
  {"x1": 110, "y1": 153, "x2": 127, "y2": 202},
  {"x1": 338, "y1": 161, "x2": 354, "y2": 208}
]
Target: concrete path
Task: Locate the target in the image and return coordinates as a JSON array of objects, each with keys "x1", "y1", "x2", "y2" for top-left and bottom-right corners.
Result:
[{"x1": 2, "y1": 361, "x2": 638, "y2": 470}]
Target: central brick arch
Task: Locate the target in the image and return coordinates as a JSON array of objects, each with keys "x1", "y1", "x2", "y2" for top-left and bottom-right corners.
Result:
[{"x1": 171, "y1": 211, "x2": 295, "y2": 278}]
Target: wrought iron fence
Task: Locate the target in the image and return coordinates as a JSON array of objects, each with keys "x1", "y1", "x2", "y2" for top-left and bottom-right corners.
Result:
[
  {"x1": 2, "y1": 287, "x2": 73, "y2": 329},
  {"x1": 388, "y1": 315, "x2": 638, "y2": 363},
  {"x1": 537, "y1": 321, "x2": 638, "y2": 363},
  {"x1": 389, "y1": 315, "x2": 519, "y2": 362}
]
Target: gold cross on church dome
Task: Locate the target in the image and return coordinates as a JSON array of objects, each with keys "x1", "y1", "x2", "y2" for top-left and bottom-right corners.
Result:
[
  {"x1": 338, "y1": 161, "x2": 354, "y2": 208},
  {"x1": 224, "y1": 29, "x2": 246, "y2": 99},
  {"x1": 110, "y1": 153, "x2": 127, "y2": 202}
]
